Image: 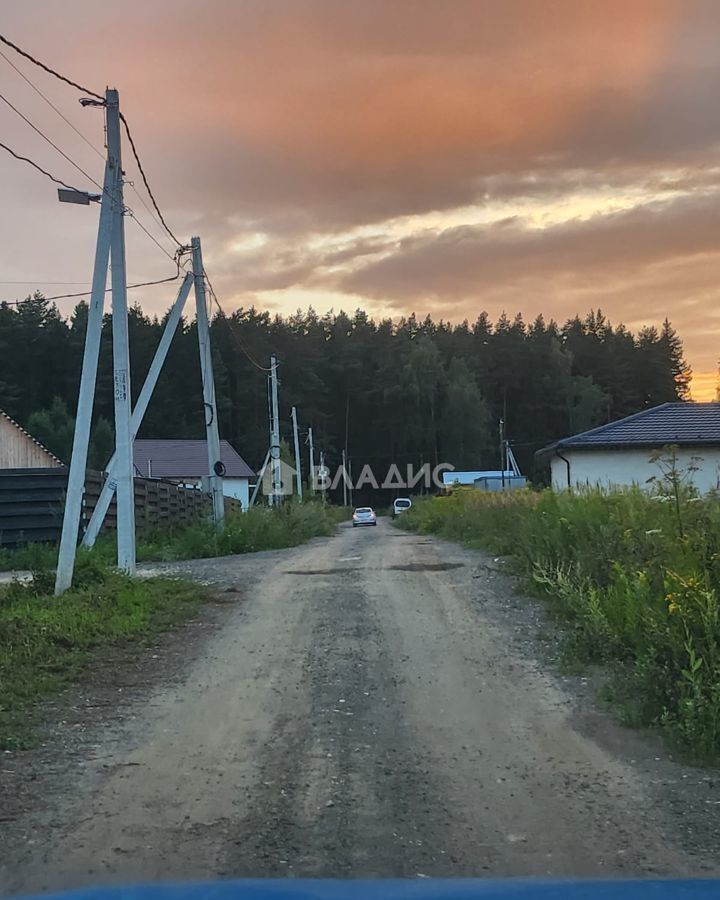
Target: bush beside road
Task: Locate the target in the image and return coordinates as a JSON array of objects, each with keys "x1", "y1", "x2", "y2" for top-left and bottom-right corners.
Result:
[
  {"x1": 401, "y1": 484, "x2": 720, "y2": 760},
  {"x1": 0, "y1": 502, "x2": 348, "y2": 572}
]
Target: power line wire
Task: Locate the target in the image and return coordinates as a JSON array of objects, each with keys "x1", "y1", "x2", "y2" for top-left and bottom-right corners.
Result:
[
  {"x1": 0, "y1": 34, "x2": 103, "y2": 100},
  {"x1": 0, "y1": 47, "x2": 104, "y2": 161},
  {"x1": 202, "y1": 269, "x2": 272, "y2": 372},
  {"x1": 0, "y1": 48, "x2": 180, "y2": 260},
  {"x1": 119, "y1": 112, "x2": 183, "y2": 248},
  {"x1": 126, "y1": 180, "x2": 177, "y2": 252},
  {"x1": 0, "y1": 280, "x2": 89, "y2": 285},
  {"x1": 0, "y1": 34, "x2": 186, "y2": 258},
  {"x1": 1, "y1": 268, "x2": 183, "y2": 306},
  {"x1": 0, "y1": 88, "x2": 101, "y2": 189},
  {"x1": 0, "y1": 128, "x2": 180, "y2": 276},
  {"x1": 0, "y1": 139, "x2": 80, "y2": 190},
  {"x1": 126, "y1": 209, "x2": 182, "y2": 264}
]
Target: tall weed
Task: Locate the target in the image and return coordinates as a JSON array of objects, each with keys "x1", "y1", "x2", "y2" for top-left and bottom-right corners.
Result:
[{"x1": 403, "y1": 484, "x2": 720, "y2": 760}]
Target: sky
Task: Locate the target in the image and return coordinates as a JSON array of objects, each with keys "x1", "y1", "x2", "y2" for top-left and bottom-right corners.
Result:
[{"x1": 1, "y1": 1, "x2": 719, "y2": 398}]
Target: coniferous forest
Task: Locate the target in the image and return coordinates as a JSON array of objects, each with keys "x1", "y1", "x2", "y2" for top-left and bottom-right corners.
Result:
[{"x1": 0, "y1": 295, "x2": 691, "y2": 492}]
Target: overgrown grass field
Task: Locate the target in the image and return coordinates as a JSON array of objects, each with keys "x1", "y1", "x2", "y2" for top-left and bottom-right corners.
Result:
[
  {"x1": 0, "y1": 558, "x2": 203, "y2": 750},
  {"x1": 402, "y1": 480, "x2": 720, "y2": 761}
]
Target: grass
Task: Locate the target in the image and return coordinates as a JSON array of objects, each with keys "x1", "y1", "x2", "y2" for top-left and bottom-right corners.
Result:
[
  {"x1": 401, "y1": 468, "x2": 720, "y2": 761},
  {"x1": 0, "y1": 502, "x2": 347, "y2": 750},
  {"x1": 135, "y1": 501, "x2": 348, "y2": 561},
  {"x1": 0, "y1": 501, "x2": 349, "y2": 571},
  {"x1": 0, "y1": 556, "x2": 204, "y2": 750}
]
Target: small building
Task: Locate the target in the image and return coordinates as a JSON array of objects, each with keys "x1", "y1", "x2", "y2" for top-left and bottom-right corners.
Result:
[
  {"x1": 541, "y1": 402, "x2": 720, "y2": 493},
  {"x1": 0, "y1": 408, "x2": 62, "y2": 469},
  {"x1": 442, "y1": 470, "x2": 516, "y2": 488},
  {"x1": 473, "y1": 474, "x2": 527, "y2": 491},
  {"x1": 133, "y1": 439, "x2": 255, "y2": 510}
]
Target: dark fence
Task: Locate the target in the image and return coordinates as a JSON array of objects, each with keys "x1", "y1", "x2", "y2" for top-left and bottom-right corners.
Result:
[
  {"x1": 0, "y1": 468, "x2": 68, "y2": 545},
  {"x1": 0, "y1": 468, "x2": 239, "y2": 546}
]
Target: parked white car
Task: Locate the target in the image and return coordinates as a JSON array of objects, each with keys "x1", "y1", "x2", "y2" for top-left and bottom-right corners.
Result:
[{"x1": 392, "y1": 497, "x2": 412, "y2": 518}]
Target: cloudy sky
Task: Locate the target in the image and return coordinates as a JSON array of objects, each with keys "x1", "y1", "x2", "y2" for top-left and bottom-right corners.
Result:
[{"x1": 2, "y1": 1, "x2": 719, "y2": 397}]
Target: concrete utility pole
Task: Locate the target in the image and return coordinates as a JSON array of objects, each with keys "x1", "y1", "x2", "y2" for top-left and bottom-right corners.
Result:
[
  {"x1": 249, "y1": 448, "x2": 270, "y2": 508},
  {"x1": 291, "y1": 406, "x2": 303, "y2": 501},
  {"x1": 269, "y1": 356, "x2": 282, "y2": 505},
  {"x1": 82, "y1": 273, "x2": 193, "y2": 548},
  {"x1": 319, "y1": 450, "x2": 326, "y2": 505},
  {"x1": 55, "y1": 89, "x2": 120, "y2": 594},
  {"x1": 108, "y1": 89, "x2": 136, "y2": 575},
  {"x1": 307, "y1": 426, "x2": 315, "y2": 493},
  {"x1": 341, "y1": 448, "x2": 348, "y2": 507},
  {"x1": 499, "y1": 418, "x2": 506, "y2": 490},
  {"x1": 192, "y1": 237, "x2": 225, "y2": 531}
]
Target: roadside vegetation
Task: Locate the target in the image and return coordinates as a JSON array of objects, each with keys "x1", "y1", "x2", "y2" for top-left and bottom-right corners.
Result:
[
  {"x1": 0, "y1": 502, "x2": 347, "y2": 572},
  {"x1": 401, "y1": 460, "x2": 720, "y2": 760},
  {"x1": 134, "y1": 501, "x2": 347, "y2": 561},
  {"x1": 0, "y1": 503, "x2": 347, "y2": 749},
  {"x1": 0, "y1": 558, "x2": 204, "y2": 750}
]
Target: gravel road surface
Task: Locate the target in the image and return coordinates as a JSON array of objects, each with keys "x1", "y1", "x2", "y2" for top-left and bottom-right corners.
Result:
[{"x1": 2, "y1": 519, "x2": 719, "y2": 894}]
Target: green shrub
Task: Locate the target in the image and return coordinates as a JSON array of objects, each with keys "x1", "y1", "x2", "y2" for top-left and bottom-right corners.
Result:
[
  {"x1": 136, "y1": 501, "x2": 347, "y2": 561},
  {"x1": 402, "y1": 484, "x2": 720, "y2": 760}
]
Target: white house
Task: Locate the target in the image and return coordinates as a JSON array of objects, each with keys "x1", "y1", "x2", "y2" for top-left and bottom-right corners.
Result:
[
  {"x1": 541, "y1": 402, "x2": 720, "y2": 493},
  {"x1": 133, "y1": 439, "x2": 255, "y2": 510}
]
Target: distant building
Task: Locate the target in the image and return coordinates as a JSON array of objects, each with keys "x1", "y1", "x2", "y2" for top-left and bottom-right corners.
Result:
[
  {"x1": 133, "y1": 439, "x2": 255, "y2": 509},
  {"x1": 441, "y1": 470, "x2": 516, "y2": 487},
  {"x1": 441, "y1": 470, "x2": 526, "y2": 491},
  {"x1": 0, "y1": 408, "x2": 62, "y2": 469},
  {"x1": 540, "y1": 402, "x2": 720, "y2": 493}
]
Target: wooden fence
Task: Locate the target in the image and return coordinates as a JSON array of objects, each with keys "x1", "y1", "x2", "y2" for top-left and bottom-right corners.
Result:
[{"x1": 0, "y1": 468, "x2": 239, "y2": 546}]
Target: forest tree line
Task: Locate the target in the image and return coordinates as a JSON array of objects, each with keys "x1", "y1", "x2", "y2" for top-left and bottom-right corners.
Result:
[{"x1": 0, "y1": 295, "x2": 691, "y2": 495}]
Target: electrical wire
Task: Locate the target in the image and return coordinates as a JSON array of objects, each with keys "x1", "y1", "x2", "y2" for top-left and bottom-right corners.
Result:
[
  {"x1": 119, "y1": 112, "x2": 183, "y2": 249},
  {"x1": 126, "y1": 209, "x2": 182, "y2": 264},
  {"x1": 0, "y1": 88, "x2": 102, "y2": 189},
  {"x1": 202, "y1": 268, "x2": 273, "y2": 372},
  {"x1": 0, "y1": 280, "x2": 88, "y2": 285},
  {"x1": 1, "y1": 267, "x2": 183, "y2": 306},
  {"x1": 0, "y1": 34, "x2": 103, "y2": 100},
  {"x1": 0, "y1": 47, "x2": 104, "y2": 161},
  {"x1": 0, "y1": 139, "x2": 81, "y2": 191},
  {"x1": 126, "y1": 180, "x2": 177, "y2": 254},
  {"x1": 0, "y1": 34, "x2": 186, "y2": 254}
]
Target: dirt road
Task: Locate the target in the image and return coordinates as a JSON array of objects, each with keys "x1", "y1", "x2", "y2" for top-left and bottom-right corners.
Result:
[{"x1": 2, "y1": 519, "x2": 719, "y2": 894}]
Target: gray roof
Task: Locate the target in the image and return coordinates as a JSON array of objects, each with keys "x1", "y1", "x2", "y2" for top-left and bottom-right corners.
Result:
[
  {"x1": 133, "y1": 439, "x2": 255, "y2": 478},
  {"x1": 542, "y1": 402, "x2": 720, "y2": 454}
]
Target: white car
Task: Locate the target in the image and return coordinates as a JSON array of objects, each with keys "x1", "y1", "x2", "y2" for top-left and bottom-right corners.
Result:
[
  {"x1": 392, "y1": 497, "x2": 412, "y2": 517},
  {"x1": 352, "y1": 507, "x2": 377, "y2": 527}
]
